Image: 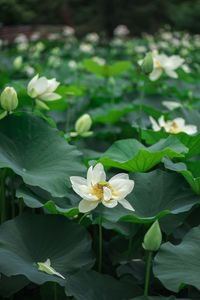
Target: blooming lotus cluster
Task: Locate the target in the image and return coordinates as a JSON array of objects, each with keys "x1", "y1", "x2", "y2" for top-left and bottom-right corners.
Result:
[
  {"x1": 150, "y1": 115, "x2": 197, "y2": 135},
  {"x1": 27, "y1": 74, "x2": 61, "y2": 109},
  {"x1": 70, "y1": 163, "x2": 135, "y2": 213},
  {"x1": 144, "y1": 52, "x2": 184, "y2": 81}
]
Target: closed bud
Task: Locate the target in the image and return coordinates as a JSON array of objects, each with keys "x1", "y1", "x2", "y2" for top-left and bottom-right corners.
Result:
[
  {"x1": 13, "y1": 56, "x2": 23, "y2": 70},
  {"x1": 143, "y1": 220, "x2": 162, "y2": 251},
  {"x1": 0, "y1": 87, "x2": 18, "y2": 112},
  {"x1": 141, "y1": 52, "x2": 154, "y2": 75},
  {"x1": 75, "y1": 114, "x2": 92, "y2": 136}
]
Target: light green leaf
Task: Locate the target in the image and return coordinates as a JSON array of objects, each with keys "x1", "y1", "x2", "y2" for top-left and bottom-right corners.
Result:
[
  {"x1": 0, "y1": 113, "x2": 85, "y2": 197},
  {"x1": 94, "y1": 170, "x2": 199, "y2": 223},
  {"x1": 0, "y1": 214, "x2": 94, "y2": 286},
  {"x1": 142, "y1": 129, "x2": 200, "y2": 159},
  {"x1": 154, "y1": 225, "x2": 200, "y2": 292},
  {"x1": 163, "y1": 157, "x2": 200, "y2": 195},
  {"x1": 99, "y1": 136, "x2": 188, "y2": 172},
  {"x1": 65, "y1": 270, "x2": 141, "y2": 300}
]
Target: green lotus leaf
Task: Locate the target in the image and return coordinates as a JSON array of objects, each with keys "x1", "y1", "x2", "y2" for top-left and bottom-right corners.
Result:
[
  {"x1": 0, "y1": 113, "x2": 85, "y2": 197},
  {"x1": 94, "y1": 170, "x2": 199, "y2": 223},
  {"x1": 65, "y1": 270, "x2": 140, "y2": 300},
  {"x1": 132, "y1": 297, "x2": 188, "y2": 300},
  {"x1": 154, "y1": 225, "x2": 200, "y2": 292},
  {"x1": 163, "y1": 157, "x2": 200, "y2": 195},
  {"x1": 99, "y1": 136, "x2": 188, "y2": 172},
  {"x1": 0, "y1": 275, "x2": 29, "y2": 297},
  {"x1": 16, "y1": 185, "x2": 79, "y2": 217},
  {"x1": 142, "y1": 129, "x2": 200, "y2": 159},
  {"x1": 0, "y1": 214, "x2": 94, "y2": 286}
]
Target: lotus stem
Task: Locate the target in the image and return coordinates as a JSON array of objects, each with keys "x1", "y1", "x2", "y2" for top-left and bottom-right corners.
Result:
[
  {"x1": 98, "y1": 216, "x2": 103, "y2": 273},
  {"x1": 144, "y1": 251, "x2": 153, "y2": 296}
]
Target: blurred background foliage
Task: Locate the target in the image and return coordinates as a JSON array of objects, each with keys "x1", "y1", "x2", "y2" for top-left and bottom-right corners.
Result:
[{"x1": 0, "y1": 0, "x2": 200, "y2": 35}]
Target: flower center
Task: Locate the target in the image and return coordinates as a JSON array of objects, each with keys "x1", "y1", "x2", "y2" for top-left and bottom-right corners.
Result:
[
  {"x1": 91, "y1": 181, "x2": 111, "y2": 200},
  {"x1": 155, "y1": 59, "x2": 162, "y2": 69},
  {"x1": 169, "y1": 121, "x2": 181, "y2": 134}
]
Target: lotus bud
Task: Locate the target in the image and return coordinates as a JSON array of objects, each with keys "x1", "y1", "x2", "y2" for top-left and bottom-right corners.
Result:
[
  {"x1": 75, "y1": 114, "x2": 92, "y2": 136},
  {"x1": 143, "y1": 220, "x2": 162, "y2": 251},
  {"x1": 141, "y1": 52, "x2": 154, "y2": 75},
  {"x1": 0, "y1": 87, "x2": 18, "y2": 112},
  {"x1": 13, "y1": 56, "x2": 23, "y2": 70}
]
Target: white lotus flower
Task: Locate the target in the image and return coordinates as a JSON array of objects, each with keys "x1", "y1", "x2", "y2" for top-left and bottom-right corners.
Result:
[
  {"x1": 150, "y1": 115, "x2": 197, "y2": 135},
  {"x1": 148, "y1": 52, "x2": 184, "y2": 81},
  {"x1": 114, "y1": 25, "x2": 130, "y2": 37},
  {"x1": 162, "y1": 101, "x2": 182, "y2": 111},
  {"x1": 27, "y1": 74, "x2": 61, "y2": 101},
  {"x1": 70, "y1": 163, "x2": 135, "y2": 213},
  {"x1": 92, "y1": 56, "x2": 106, "y2": 66},
  {"x1": 68, "y1": 60, "x2": 78, "y2": 70},
  {"x1": 63, "y1": 26, "x2": 75, "y2": 37},
  {"x1": 85, "y1": 33, "x2": 99, "y2": 43},
  {"x1": 79, "y1": 43, "x2": 94, "y2": 54}
]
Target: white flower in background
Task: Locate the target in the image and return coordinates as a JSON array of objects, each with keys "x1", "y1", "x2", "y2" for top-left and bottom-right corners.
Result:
[
  {"x1": 24, "y1": 66, "x2": 35, "y2": 77},
  {"x1": 51, "y1": 47, "x2": 61, "y2": 55},
  {"x1": 79, "y1": 43, "x2": 94, "y2": 54},
  {"x1": 111, "y1": 38, "x2": 124, "y2": 47},
  {"x1": 162, "y1": 101, "x2": 182, "y2": 111},
  {"x1": 158, "y1": 41, "x2": 169, "y2": 49},
  {"x1": 92, "y1": 56, "x2": 106, "y2": 66},
  {"x1": 160, "y1": 32, "x2": 173, "y2": 41},
  {"x1": 14, "y1": 34, "x2": 28, "y2": 44},
  {"x1": 114, "y1": 25, "x2": 130, "y2": 37},
  {"x1": 13, "y1": 56, "x2": 23, "y2": 70},
  {"x1": 135, "y1": 45, "x2": 147, "y2": 53},
  {"x1": 70, "y1": 163, "x2": 135, "y2": 213},
  {"x1": 37, "y1": 258, "x2": 65, "y2": 279},
  {"x1": 148, "y1": 52, "x2": 184, "y2": 81},
  {"x1": 85, "y1": 32, "x2": 99, "y2": 43},
  {"x1": 35, "y1": 42, "x2": 45, "y2": 52},
  {"x1": 30, "y1": 32, "x2": 41, "y2": 41},
  {"x1": 48, "y1": 33, "x2": 60, "y2": 41},
  {"x1": 150, "y1": 115, "x2": 197, "y2": 135},
  {"x1": 17, "y1": 42, "x2": 29, "y2": 52},
  {"x1": 27, "y1": 74, "x2": 61, "y2": 101},
  {"x1": 68, "y1": 60, "x2": 78, "y2": 70},
  {"x1": 63, "y1": 26, "x2": 75, "y2": 37},
  {"x1": 48, "y1": 56, "x2": 61, "y2": 68}
]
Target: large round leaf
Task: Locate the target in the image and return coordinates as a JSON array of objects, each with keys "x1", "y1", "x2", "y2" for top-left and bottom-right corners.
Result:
[
  {"x1": 65, "y1": 270, "x2": 140, "y2": 300},
  {"x1": 95, "y1": 170, "x2": 199, "y2": 223},
  {"x1": 16, "y1": 185, "x2": 79, "y2": 217},
  {"x1": 0, "y1": 275, "x2": 29, "y2": 297},
  {"x1": 163, "y1": 157, "x2": 200, "y2": 195},
  {"x1": 99, "y1": 136, "x2": 188, "y2": 172},
  {"x1": 141, "y1": 129, "x2": 200, "y2": 159},
  {"x1": 154, "y1": 225, "x2": 200, "y2": 292},
  {"x1": 0, "y1": 214, "x2": 94, "y2": 286},
  {"x1": 133, "y1": 297, "x2": 188, "y2": 300},
  {"x1": 0, "y1": 113, "x2": 84, "y2": 197}
]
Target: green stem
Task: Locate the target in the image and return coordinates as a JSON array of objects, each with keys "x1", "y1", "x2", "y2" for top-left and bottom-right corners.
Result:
[
  {"x1": 144, "y1": 251, "x2": 153, "y2": 296},
  {"x1": 78, "y1": 213, "x2": 88, "y2": 225},
  {"x1": 127, "y1": 236, "x2": 133, "y2": 260},
  {"x1": 138, "y1": 81, "x2": 145, "y2": 142},
  {"x1": 54, "y1": 282, "x2": 57, "y2": 300},
  {"x1": 98, "y1": 217, "x2": 103, "y2": 273},
  {"x1": 0, "y1": 169, "x2": 6, "y2": 223}
]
